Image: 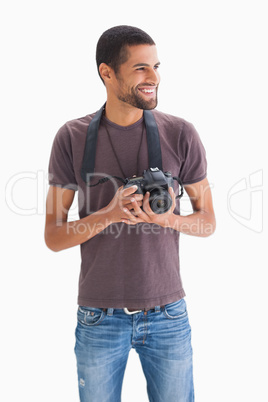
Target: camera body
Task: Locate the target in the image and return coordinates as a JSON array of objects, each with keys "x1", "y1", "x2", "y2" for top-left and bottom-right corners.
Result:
[{"x1": 124, "y1": 167, "x2": 174, "y2": 214}]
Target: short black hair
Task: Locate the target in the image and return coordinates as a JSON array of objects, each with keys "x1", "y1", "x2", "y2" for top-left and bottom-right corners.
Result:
[{"x1": 96, "y1": 25, "x2": 155, "y2": 83}]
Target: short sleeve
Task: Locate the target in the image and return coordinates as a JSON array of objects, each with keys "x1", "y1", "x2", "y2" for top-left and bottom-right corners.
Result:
[
  {"x1": 179, "y1": 121, "x2": 207, "y2": 185},
  {"x1": 48, "y1": 124, "x2": 78, "y2": 191}
]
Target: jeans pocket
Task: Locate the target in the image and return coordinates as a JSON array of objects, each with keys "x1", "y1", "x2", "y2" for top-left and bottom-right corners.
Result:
[
  {"x1": 77, "y1": 306, "x2": 106, "y2": 326},
  {"x1": 164, "y1": 298, "x2": 188, "y2": 320}
]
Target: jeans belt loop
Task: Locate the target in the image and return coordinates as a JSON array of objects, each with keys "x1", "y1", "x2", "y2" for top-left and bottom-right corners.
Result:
[{"x1": 107, "y1": 308, "x2": 114, "y2": 316}]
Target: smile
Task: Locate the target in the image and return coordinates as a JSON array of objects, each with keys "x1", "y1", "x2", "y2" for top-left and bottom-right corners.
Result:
[{"x1": 138, "y1": 87, "x2": 156, "y2": 95}]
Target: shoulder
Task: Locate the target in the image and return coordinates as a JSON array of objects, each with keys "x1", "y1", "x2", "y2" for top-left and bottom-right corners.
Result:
[
  {"x1": 53, "y1": 112, "x2": 97, "y2": 147},
  {"x1": 59, "y1": 112, "x2": 95, "y2": 137},
  {"x1": 151, "y1": 109, "x2": 199, "y2": 143}
]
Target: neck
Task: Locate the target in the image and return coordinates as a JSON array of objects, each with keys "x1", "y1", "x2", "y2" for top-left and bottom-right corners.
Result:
[{"x1": 104, "y1": 99, "x2": 143, "y2": 127}]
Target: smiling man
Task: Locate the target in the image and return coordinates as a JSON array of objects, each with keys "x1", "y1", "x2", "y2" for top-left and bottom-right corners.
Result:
[
  {"x1": 100, "y1": 42, "x2": 160, "y2": 123},
  {"x1": 45, "y1": 25, "x2": 215, "y2": 402}
]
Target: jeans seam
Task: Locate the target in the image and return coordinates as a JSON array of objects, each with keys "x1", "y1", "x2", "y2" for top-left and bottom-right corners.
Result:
[
  {"x1": 77, "y1": 310, "x2": 106, "y2": 326},
  {"x1": 143, "y1": 314, "x2": 148, "y2": 345}
]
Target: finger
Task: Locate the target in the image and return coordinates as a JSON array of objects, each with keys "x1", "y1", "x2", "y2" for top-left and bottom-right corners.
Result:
[
  {"x1": 120, "y1": 193, "x2": 143, "y2": 206},
  {"x1": 142, "y1": 192, "x2": 154, "y2": 216},
  {"x1": 130, "y1": 198, "x2": 143, "y2": 216},
  {"x1": 133, "y1": 193, "x2": 144, "y2": 201},
  {"x1": 169, "y1": 187, "x2": 176, "y2": 211},
  {"x1": 121, "y1": 219, "x2": 136, "y2": 225},
  {"x1": 122, "y1": 210, "x2": 147, "y2": 224},
  {"x1": 124, "y1": 200, "x2": 143, "y2": 211},
  {"x1": 117, "y1": 186, "x2": 138, "y2": 210},
  {"x1": 121, "y1": 185, "x2": 138, "y2": 197},
  {"x1": 122, "y1": 215, "x2": 145, "y2": 225},
  {"x1": 119, "y1": 186, "x2": 140, "y2": 207},
  {"x1": 122, "y1": 207, "x2": 138, "y2": 223},
  {"x1": 130, "y1": 199, "x2": 147, "y2": 219},
  {"x1": 131, "y1": 197, "x2": 151, "y2": 222},
  {"x1": 122, "y1": 218, "x2": 145, "y2": 225},
  {"x1": 169, "y1": 186, "x2": 175, "y2": 198}
]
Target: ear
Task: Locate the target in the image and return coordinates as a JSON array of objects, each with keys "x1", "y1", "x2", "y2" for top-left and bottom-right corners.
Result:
[{"x1": 99, "y1": 63, "x2": 113, "y2": 84}]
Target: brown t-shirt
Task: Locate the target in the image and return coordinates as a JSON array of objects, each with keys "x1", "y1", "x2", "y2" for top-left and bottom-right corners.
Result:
[{"x1": 48, "y1": 109, "x2": 207, "y2": 308}]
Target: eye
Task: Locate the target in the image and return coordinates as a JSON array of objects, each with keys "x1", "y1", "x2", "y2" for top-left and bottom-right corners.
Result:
[{"x1": 136, "y1": 67, "x2": 145, "y2": 71}]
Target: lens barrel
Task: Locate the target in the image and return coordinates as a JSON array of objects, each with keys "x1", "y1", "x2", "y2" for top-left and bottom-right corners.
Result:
[{"x1": 149, "y1": 190, "x2": 172, "y2": 214}]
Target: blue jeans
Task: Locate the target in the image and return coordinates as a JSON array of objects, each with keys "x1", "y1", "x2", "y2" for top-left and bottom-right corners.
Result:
[{"x1": 74, "y1": 298, "x2": 194, "y2": 402}]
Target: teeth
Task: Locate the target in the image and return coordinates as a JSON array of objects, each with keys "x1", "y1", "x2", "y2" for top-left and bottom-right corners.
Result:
[{"x1": 140, "y1": 89, "x2": 154, "y2": 93}]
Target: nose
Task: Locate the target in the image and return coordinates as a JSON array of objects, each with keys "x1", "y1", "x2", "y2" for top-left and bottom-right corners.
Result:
[{"x1": 147, "y1": 67, "x2": 160, "y2": 85}]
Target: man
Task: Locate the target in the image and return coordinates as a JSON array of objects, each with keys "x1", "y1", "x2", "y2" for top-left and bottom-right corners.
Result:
[{"x1": 45, "y1": 25, "x2": 216, "y2": 402}]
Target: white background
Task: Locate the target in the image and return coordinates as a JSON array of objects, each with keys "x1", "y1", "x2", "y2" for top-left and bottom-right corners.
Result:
[{"x1": 1, "y1": 0, "x2": 267, "y2": 401}]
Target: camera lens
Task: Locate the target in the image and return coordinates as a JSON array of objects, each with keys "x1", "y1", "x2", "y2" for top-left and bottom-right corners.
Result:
[
  {"x1": 149, "y1": 190, "x2": 172, "y2": 214},
  {"x1": 156, "y1": 199, "x2": 167, "y2": 209}
]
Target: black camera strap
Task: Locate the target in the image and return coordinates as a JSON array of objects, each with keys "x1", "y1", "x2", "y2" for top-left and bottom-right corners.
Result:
[
  {"x1": 81, "y1": 104, "x2": 163, "y2": 184},
  {"x1": 81, "y1": 104, "x2": 104, "y2": 184},
  {"x1": 143, "y1": 109, "x2": 162, "y2": 171}
]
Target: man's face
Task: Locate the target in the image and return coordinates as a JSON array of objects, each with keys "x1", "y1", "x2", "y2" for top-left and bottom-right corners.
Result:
[{"x1": 112, "y1": 45, "x2": 160, "y2": 110}]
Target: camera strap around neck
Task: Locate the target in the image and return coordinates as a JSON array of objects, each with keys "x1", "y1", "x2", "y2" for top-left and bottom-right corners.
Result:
[{"x1": 81, "y1": 103, "x2": 163, "y2": 184}]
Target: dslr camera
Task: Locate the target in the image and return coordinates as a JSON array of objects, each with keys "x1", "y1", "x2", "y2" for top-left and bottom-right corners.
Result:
[{"x1": 124, "y1": 167, "x2": 175, "y2": 214}]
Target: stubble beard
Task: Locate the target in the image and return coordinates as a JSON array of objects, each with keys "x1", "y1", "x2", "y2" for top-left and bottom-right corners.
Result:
[{"x1": 117, "y1": 86, "x2": 158, "y2": 110}]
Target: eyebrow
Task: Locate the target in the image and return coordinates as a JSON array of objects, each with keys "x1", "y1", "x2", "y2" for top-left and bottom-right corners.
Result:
[{"x1": 132, "y1": 62, "x2": 161, "y2": 68}]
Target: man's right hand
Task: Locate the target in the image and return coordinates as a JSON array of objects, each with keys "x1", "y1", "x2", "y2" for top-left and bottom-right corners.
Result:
[
  {"x1": 104, "y1": 185, "x2": 144, "y2": 225},
  {"x1": 45, "y1": 185, "x2": 144, "y2": 252}
]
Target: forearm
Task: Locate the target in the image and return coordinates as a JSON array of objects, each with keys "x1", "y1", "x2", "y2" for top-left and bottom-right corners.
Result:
[
  {"x1": 45, "y1": 207, "x2": 112, "y2": 252},
  {"x1": 168, "y1": 210, "x2": 216, "y2": 237}
]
